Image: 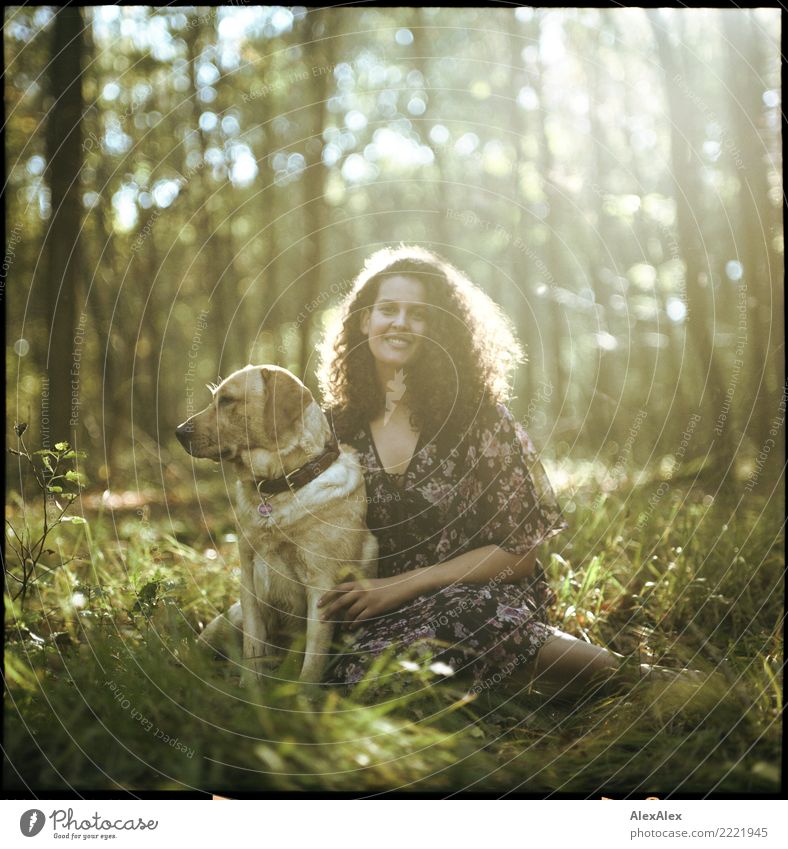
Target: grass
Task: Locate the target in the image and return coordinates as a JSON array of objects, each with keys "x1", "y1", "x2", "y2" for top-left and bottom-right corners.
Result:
[{"x1": 3, "y1": 468, "x2": 783, "y2": 795}]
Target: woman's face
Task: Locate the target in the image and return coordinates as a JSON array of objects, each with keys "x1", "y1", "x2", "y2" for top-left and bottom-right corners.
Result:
[{"x1": 360, "y1": 275, "x2": 429, "y2": 369}]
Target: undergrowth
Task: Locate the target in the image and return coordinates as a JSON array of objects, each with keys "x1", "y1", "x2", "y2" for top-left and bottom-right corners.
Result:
[{"x1": 3, "y1": 472, "x2": 783, "y2": 795}]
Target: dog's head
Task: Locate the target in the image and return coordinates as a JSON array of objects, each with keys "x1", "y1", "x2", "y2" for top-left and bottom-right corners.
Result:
[{"x1": 175, "y1": 364, "x2": 330, "y2": 476}]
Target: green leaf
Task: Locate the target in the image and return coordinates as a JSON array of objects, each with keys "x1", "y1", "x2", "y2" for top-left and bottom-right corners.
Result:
[
  {"x1": 34, "y1": 449, "x2": 56, "y2": 457},
  {"x1": 65, "y1": 471, "x2": 82, "y2": 483},
  {"x1": 46, "y1": 485, "x2": 64, "y2": 493},
  {"x1": 54, "y1": 441, "x2": 70, "y2": 451},
  {"x1": 63, "y1": 516, "x2": 87, "y2": 525}
]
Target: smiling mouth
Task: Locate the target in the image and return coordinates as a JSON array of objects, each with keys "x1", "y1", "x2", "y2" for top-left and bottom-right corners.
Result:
[{"x1": 384, "y1": 335, "x2": 414, "y2": 349}]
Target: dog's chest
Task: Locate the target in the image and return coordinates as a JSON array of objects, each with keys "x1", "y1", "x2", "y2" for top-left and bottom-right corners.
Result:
[{"x1": 251, "y1": 543, "x2": 308, "y2": 623}]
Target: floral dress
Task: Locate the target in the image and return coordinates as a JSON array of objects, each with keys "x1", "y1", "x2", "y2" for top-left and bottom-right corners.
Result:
[{"x1": 321, "y1": 402, "x2": 568, "y2": 696}]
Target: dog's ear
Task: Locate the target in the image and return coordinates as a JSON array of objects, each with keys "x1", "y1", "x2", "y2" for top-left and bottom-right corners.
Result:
[{"x1": 262, "y1": 367, "x2": 310, "y2": 444}]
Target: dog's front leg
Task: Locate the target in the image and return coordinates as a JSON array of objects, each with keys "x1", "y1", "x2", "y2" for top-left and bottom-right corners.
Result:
[
  {"x1": 300, "y1": 582, "x2": 337, "y2": 685},
  {"x1": 239, "y1": 538, "x2": 273, "y2": 684}
]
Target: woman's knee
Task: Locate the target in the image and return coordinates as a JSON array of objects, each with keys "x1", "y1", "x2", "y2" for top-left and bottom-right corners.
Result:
[{"x1": 533, "y1": 628, "x2": 621, "y2": 679}]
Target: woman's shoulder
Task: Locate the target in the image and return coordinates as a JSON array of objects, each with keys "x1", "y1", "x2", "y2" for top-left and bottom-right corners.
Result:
[
  {"x1": 441, "y1": 400, "x2": 509, "y2": 460},
  {"x1": 468, "y1": 400, "x2": 517, "y2": 436},
  {"x1": 465, "y1": 400, "x2": 539, "y2": 456}
]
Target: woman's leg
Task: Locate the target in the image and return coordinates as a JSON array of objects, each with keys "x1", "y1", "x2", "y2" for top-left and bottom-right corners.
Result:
[
  {"x1": 526, "y1": 627, "x2": 623, "y2": 698},
  {"x1": 494, "y1": 628, "x2": 705, "y2": 701}
]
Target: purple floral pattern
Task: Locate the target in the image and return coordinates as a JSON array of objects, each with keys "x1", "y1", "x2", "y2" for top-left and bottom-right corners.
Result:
[{"x1": 321, "y1": 403, "x2": 568, "y2": 694}]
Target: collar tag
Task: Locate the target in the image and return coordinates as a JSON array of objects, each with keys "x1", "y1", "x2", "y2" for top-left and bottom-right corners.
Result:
[{"x1": 258, "y1": 501, "x2": 274, "y2": 518}]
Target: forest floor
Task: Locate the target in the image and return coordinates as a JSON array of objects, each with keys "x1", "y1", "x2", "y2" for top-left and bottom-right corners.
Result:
[{"x1": 4, "y1": 468, "x2": 783, "y2": 795}]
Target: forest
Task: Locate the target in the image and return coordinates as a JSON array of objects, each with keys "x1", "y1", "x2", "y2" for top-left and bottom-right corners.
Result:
[{"x1": 3, "y1": 6, "x2": 784, "y2": 795}]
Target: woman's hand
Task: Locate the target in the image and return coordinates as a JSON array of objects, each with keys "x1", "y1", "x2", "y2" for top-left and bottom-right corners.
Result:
[{"x1": 318, "y1": 574, "x2": 424, "y2": 627}]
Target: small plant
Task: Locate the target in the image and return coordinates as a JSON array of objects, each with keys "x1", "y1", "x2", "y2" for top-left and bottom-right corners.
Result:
[{"x1": 6, "y1": 423, "x2": 88, "y2": 608}]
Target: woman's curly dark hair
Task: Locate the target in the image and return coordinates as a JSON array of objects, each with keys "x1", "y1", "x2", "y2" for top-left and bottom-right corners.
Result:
[{"x1": 316, "y1": 244, "x2": 525, "y2": 450}]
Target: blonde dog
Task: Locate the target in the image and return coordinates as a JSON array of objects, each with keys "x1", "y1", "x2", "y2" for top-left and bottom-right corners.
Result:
[{"x1": 175, "y1": 364, "x2": 377, "y2": 684}]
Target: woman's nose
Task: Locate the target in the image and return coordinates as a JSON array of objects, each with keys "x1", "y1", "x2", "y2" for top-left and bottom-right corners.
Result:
[{"x1": 390, "y1": 310, "x2": 408, "y2": 328}]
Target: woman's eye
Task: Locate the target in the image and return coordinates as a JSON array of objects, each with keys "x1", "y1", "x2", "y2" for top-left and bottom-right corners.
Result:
[{"x1": 377, "y1": 304, "x2": 426, "y2": 320}]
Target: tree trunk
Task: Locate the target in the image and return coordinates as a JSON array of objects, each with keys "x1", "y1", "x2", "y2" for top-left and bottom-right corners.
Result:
[
  {"x1": 721, "y1": 10, "x2": 784, "y2": 445},
  {"x1": 528, "y1": 14, "x2": 568, "y2": 426},
  {"x1": 79, "y1": 14, "x2": 121, "y2": 462},
  {"x1": 647, "y1": 9, "x2": 734, "y2": 463},
  {"x1": 43, "y1": 6, "x2": 84, "y2": 446},
  {"x1": 507, "y1": 15, "x2": 540, "y2": 398},
  {"x1": 585, "y1": 13, "x2": 623, "y2": 446},
  {"x1": 297, "y1": 9, "x2": 333, "y2": 389},
  {"x1": 414, "y1": 8, "x2": 454, "y2": 257}
]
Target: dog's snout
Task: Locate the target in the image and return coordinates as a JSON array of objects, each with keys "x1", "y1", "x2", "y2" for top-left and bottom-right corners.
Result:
[{"x1": 175, "y1": 421, "x2": 194, "y2": 447}]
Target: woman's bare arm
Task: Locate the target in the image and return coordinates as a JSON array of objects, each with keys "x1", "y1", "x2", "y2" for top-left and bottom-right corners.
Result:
[
  {"x1": 320, "y1": 546, "x2": 537, "y2": 623},
  {"x1": 402, "y1": 545, "x2": 537, "y2": 597}
]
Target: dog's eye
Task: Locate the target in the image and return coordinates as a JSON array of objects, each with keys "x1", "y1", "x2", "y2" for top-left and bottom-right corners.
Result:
[{"x1": 217, "y1": 396, "x2": 233, "y2": 406}]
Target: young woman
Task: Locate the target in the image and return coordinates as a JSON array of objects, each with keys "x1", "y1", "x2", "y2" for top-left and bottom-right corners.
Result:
[{"x1": 315, "y1": 244, "x2": 632, "y2": 698}]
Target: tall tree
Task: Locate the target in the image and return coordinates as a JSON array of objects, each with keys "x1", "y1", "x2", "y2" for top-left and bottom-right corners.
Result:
[
  {"x1": 721, "y1": 9, "x2": 784, "y2": 442},
  {"x1": 414, "y1": 7, "x2": 454, "y2": 256},
  {"x1": 506, "y1": 14, "x2": 540, "y2": 397},
  {"x1": 527, "y1": 11, "x2": 569, "y2": 424},
  {"x1": 647, "y1": 9, "x2": 734, "y2": 463},
  {"x1": 42, "y1": 6, "x2": 85, "y2": 445},
  {"x1": 582, "y1": 12, "x2": 624, "y2": 443},
  {"x1": 297, "y1": 8, "x2": 334, "y2": 388}
]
